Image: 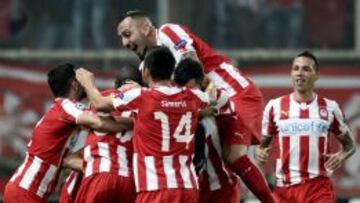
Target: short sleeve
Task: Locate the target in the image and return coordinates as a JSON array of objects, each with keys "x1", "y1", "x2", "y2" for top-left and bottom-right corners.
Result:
[
  {"x1": 262, "y1": 99, "x2": 277, "y2": 137},
  {"x1": 330, "y1": 101, "x2": 349, "y2": 137},
  {"x1": 112, "y1": 88, "x2": 142, "y2": 111},
  {"x1": 158, "y1": 24, "x2": 196, "y2": 63},
  {"x1": 61, "y1": 99, "x2": 85, "y2": 123}
]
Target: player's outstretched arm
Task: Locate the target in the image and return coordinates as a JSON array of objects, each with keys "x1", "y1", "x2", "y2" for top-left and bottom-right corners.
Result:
[
  {"x1": 75, "y1": 68, "x2": 114, "y2": 112},
  {"x1": 63, "y1": 149, "x2": 83, "y2": 172},
  {"x1": 325, "y1": 130, "x2": 356, "y2": 172},
  {"x1": 77, "y1": 113, "x2": 129, "y2": 133}
]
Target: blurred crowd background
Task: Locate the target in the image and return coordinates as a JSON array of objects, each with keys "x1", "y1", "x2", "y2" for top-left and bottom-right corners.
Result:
[
  {"x1": 0, "y1": 0, "x2": 355, "y2": 50},
  {"x1": 0, "y1": 0, "x2": 359, "y2": 202}
]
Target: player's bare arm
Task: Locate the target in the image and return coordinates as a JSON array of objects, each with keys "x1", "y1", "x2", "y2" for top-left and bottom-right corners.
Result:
[
  {"x1": 76, "y1": 113, "x2": 130, "y2": 133},
  {"x1": 75, "y1": 68, "x2": 114, "y2": 112},
  {"x1": 63, "y1": 149, "x2": 83, "y2": 172},
  {"x1": 325, "y1": 130, "x2": 356, "y2": 171}
]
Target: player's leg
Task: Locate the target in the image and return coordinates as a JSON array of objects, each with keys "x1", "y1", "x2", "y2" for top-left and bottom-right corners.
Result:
[{"x1": 220, "y1": 89, "x2": 275, "y2": 203}]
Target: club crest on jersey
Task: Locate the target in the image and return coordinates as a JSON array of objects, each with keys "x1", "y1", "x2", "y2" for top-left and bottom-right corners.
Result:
[
  {"x1": 319, "y1": 108, "x2": 328, "y2": 119},
  {"x1": 174, "y1": 39, "x2": 187, "y2": 50}
]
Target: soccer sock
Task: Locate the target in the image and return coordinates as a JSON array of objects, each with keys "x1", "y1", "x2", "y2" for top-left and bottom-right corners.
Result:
[{"x1": 230, "y1": 155, "x2": 275, "y2": 203}]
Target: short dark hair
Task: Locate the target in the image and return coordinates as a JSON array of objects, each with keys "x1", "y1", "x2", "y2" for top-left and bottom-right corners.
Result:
[
  {"x1": 296, "y1": 51, "x2": 319, "y2": 72},
  {"x1": 174, "y1": 59, "x2": 204, "y2": 87},
  {"x1": 47, "y1": 63, "x2": 76, "y2": 97},
  {"x1": 144, "y1": 46, "x2": 175, "y2": 81},
  {"x1": 124, "y1": 10, "x2": 149, "y2": 19},
  {"x1": 114, "y1": 64, "x2": 143, "y2": 88}
]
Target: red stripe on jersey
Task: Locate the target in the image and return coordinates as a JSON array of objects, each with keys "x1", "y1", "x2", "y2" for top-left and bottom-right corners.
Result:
[
  {"x1": 281, "y1": 137, "x2": 291, "y2": 185},
  {"x1": 173, "y1": 156, "x2": 185, "y2": 188},
  {"x1": 12, "y1": 155, "x2": 32, "y2": 183},
  {"x1": 300, "y1": 108, "x2": 309, "y2": 119},
  {"x1": 187, "y1": 157, "x2": 197, "y2": 188},
  {"x1": 161, "y1": 26, "x2": 182, "y2": 45},
  {"x1": 29, "y1": 162, "x2": 49, "y2": 193},
  {"x1": 280, "y1": 96, "x2": 290, "y2": 120},
  {"x1": 268, "y1": 106, "x2": 278, "y2": 135},
  {"x1": 318, "y1": 137, "x2": 326, "y2": 176},
  {"x1": 137, "y1": 157, "x2": 147, "y2": 191},
  {"x1": 206, "y1": 138, "x2": 234, "y2": 187},
  {"x1": 299, "y1": 136, "x2": 310, "y2": 182},
  {"x1": 108, "y1": 143, "x2": 118, "y2": 174},
  {"x1": 156, "y1": 157, "x2": 167, "y2": 189},
  {"x1": 92, "y1": 145, "x2": 100, "y2": 173},
  {"x1": 217, "y1": 68, "x2": 246, "y2": 91}
]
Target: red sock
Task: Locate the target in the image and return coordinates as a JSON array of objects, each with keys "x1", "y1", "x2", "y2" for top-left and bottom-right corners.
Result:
[{"x1": 230, "y1": 156, "x2": 275, "y2": 203}]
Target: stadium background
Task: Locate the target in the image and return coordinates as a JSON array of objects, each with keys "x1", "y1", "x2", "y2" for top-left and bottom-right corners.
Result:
[{"x1": 0, "y1": 0, "x2": 359, "y2": 202}]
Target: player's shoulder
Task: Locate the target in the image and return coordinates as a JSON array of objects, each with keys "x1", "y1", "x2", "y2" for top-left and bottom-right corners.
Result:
[
  {"x1": 319, "y1": 96, "x2": 341, "y2": 110},
  {"x1": 159, "y1": 23, "x2": 185, "y2": 31},
  {"x1": 188, "y1": 88, "x2": 210, "y2": 103}
]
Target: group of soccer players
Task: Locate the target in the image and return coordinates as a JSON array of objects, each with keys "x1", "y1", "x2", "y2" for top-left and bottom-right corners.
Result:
[{"x1": 4, "y1": 10, "x2": 356, "y2": 203}]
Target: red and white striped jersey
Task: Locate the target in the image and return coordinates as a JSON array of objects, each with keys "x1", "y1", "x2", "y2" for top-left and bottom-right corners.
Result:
[
  {"x1": 157, "y1": 23, "x2": 253, "y2": 97},
  {"x1": 112, "y1": 85, "x2": 209, "y2": 192},
  {"x1": 83, "y1": 89, "x2": 134, "y2": 178},
  {"x1": 60, "y1": 171, "x2": 83, "y2": 203},
  {"x1": 200, "y1": 118, "x2": 239, "y2": 191},
  {"x1": 262, "y1": 93, "x2": 349, "y2": 187},
  {"x1": 9, "y1": 98, "x2": 84, "y2": 199}
]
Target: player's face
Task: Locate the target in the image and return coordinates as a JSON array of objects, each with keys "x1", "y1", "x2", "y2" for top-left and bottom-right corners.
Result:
[
  {"x1": 117, "y1": 18, "x2": 151, "y2": 60},
  {"x1": 291, "y1": 56, "x2": 319, "y2": 93}
]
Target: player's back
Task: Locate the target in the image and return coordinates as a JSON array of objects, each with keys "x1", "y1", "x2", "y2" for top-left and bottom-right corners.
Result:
[
  {"x1": 84, "y1": 89, "x2": 134, "y2": 178},
  {"x1": 131, "y1": 85, "x2": 209, "y2": 192}
]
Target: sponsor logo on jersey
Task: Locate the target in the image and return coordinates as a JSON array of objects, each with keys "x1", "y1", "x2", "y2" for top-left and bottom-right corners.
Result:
[{"x1": 174, "y1": 39, "x2": 187, "y2": 50}]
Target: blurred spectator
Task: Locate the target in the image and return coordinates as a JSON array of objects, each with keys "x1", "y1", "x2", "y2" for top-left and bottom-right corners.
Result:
[
  {"x1": 263, "y1": 0, "x2": 303, "y2": 48},
  {"x1": 73, "y1": 0, "x2": 109, "y2": 50},
  {"x1": 303, "y1": 0, "x2": 346, "y2": 48},
  {"x1": 37, "y1": 0, "x2": 73, "y2": 49},
  {"x1": 225, "y1": 0, "x2": 261, "y2": 48}
]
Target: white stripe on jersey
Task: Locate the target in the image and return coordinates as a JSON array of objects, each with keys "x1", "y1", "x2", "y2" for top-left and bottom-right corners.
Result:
[
  {"x1": 98, "y1": 142, "x2": 111, "y2": 172},
  {"x1": 117, "y1": 145, "x2": 129, "y2": 177},
  {"x1": 189, "y1": 157, "x2": 199, "y2": 189},
  {"x1": 10, "y1": 154, "x2": 29, "y2": 182},
  {"x1": 36, "y1": 164, "x2": 57, "y2": 197},
  {"x1": 155, "y1": 86, "x2": 182, "y2": 95},
  {"x1": 163, "y1": 156, "x2": 178, "y2": 188},
  {"x1": 66, "y1": 174, "x2": 77, "y2": 195},
  {"x1": 207, "y1": 71, "x2": 236, "y2": 97},
  {"x1": 219, "y1": 63, "x2": 250, "y2": 88},
  {"x1": 133, "y1": 153, "x2": 140, "y2": 191},
  {"x1": 61, "y1": 99, "x2": 83, "y2": 120},
  {"x1": 113, "y1": 88, "x2": 141, "y2": 108},
  {"x1": 19, "y1": 156, "x2": 42, "y2": 190},
  {"x1": 205, "y1": 145, "x2": 221, "y2": 191},
  {"x1": 84, "y1": 146, "x2": 93, "y2": 177},
  {"x1": 288, "y1": 135, "x2": 301, "y2": 185},
  {"x1": 190, "y1": 89, "x2": 210, "y2": 104},
  {"x1": 145, "y1": 156, "x2": 159, "y2": 191},
  {"x1": 179, "y1": 155, "x2": 192, "y2": 188}
]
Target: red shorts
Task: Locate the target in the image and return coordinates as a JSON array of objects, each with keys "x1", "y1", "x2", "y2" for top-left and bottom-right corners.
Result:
[
  {"x1": 273, "y1": 177, "x2": 336, "y2": 203},
  {"x1": 3, "y1": 182, "x2": 46, "y2": 203},
  {"x1": 75, "y1": 173, "x2": 136, "y2": 203},
  {"x1": 136, "y1": 189, "x2": 198, "y2": 203},
  {"x1": 198, "y1": 181, "x2": 240, "y2": 203},
  {"x1": 227, "y1": 83, "x2": 264, "y2": 145}
]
